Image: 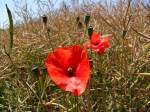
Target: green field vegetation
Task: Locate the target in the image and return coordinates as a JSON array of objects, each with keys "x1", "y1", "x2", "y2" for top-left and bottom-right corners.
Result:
[{"x1": 0, "y1": 0, "x2": 150, "y2": 111}]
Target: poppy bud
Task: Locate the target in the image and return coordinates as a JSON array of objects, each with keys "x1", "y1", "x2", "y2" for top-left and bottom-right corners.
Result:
[
  {"x1": 76, "y1": 16, "x2": 80, "y2": 23},
  {"x1": 42, "y1": 15, "x2": 47, "y2": 25},
  {"x1": 78, "y1": 22, "x2": 83, "y2": 29},
  {"x1": 122, "y1": 30, "x2": 127, "y2": 38},
  {"x1": 88, "y1": 26, "x2": 93, "y2": 38},
  {"x1": 84, "y1": 14, "x2": 90, "y2": 26}
]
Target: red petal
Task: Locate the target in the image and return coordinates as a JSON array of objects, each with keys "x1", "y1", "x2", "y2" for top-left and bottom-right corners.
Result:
[
  {"x1": 75, "y1": 57, "x2": 90, "y2": 95},
  {"x1": 46, "y1": 63, "x2": 70, "y2": 85},
  {"x1": 84, "y1": 39, "x2": 91, "y2": 49},
  {"x1": 45, "y1": 47, "x2": 72, "y2": 70},
  {"x1": 91, "y1": 36, "x2": 110, "y2": 55},
  {"x1": 69, "y1": 45, "x2": 84, "y2": 70},
  {"x1": 91, "y1": 32, "x2": 101, "y2": 45},
  {"x1": 97, "y1": 46, "x2": 105, "y2": 55},
  {"x1": 100, "y1": 37, "x2": 110, "y2": 48}
]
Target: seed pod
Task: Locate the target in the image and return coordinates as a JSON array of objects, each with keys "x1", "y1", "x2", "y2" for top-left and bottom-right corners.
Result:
[
  {"x1": 42, "y1": 15, "x2": 47, "y2": 25},
  {"x1": 122, "y1": 30, "x2": 127, "y2": 38},
  {"x1": 84, "y1": 14, "x2": 90, "y2": 26},
  {"x1": 76, "y1": 16, "x2": 80, "y2": 23},
  {"x1": 88, "y1": 26, "x2": 93, "y2": 38},
  {"x1": 78, "y1": 22, "x2": 83, "y2": 29}
]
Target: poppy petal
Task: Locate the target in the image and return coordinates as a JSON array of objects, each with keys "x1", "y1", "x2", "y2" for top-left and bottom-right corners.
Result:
[
  {"x1": 100, "y1": 37, "x2": 110, "y2": 48},
  {"x1": 91, "y1": 31, "x2": 101, "y2": 45},
  {"x1": 84, "y1": 39, "x2": 91, "y2": 49},
  {"x1": 75, "y1": 58, "x2": 90, "y2": 95},
  {"x1": 45, "y1": 47, "x2": 72, "y2": 70}
]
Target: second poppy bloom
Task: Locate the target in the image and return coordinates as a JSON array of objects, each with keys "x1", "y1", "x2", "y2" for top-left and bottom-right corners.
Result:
[
  {"x1": 85, "y1": 31, "x2": 111, "y2": 55},
  {"x1": 45, "y1": 45, "x2": 90, "y2": 96}
]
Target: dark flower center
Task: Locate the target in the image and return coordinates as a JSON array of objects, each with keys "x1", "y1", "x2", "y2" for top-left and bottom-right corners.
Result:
[
  {"x1": 93, "y1": 42, "x2": 99, "y2": 46},
  {"x1": 67, "y1": 67, "x2": 74, "y2": 77}
]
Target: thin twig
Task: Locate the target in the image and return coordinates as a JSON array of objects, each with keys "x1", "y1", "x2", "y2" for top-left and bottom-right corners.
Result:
[{"x1": 131, "y1": 27, "x2": 150, "y2": 40}]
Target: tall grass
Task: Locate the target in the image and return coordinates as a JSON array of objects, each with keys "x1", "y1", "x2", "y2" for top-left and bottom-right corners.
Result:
[{"x1": 0, "y1": 0, "x2": 150, "y2": 111}]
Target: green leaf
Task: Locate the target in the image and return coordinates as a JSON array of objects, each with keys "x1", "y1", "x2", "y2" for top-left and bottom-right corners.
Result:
[{"x1": 6, "y1": 4, "x2": 13, "y2": 54}]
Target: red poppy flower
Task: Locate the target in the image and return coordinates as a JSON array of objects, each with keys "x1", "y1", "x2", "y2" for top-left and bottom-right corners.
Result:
[
  {"x1": 85, "y1": 31, "x2": 111, "y2": 55},
  {"x1": 45, "y1": 45, "x2": 90, "y2": 96}
]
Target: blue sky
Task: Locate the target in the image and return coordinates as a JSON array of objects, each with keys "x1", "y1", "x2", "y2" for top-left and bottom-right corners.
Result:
[
  {"x1": 0, "y1": 0, "x2": 74, "y2": 28},
  {"x1": 0, "y1": 0, "x2": 111, "y2": 28},
  {"x1": 0, "y1": 0, "x2": 149, "y2": 28},
  {"x1": 0, "y1": 0, "x2": 59, "y2": 28}
]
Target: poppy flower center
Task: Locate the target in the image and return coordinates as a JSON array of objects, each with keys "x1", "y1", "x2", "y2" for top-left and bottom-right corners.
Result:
[
  {"x1": 93, "y1": 42, "x2": 100, "y2": 46},
  {"x1": 67, "y1": 67, "x2": 75, "y2": 77}
]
